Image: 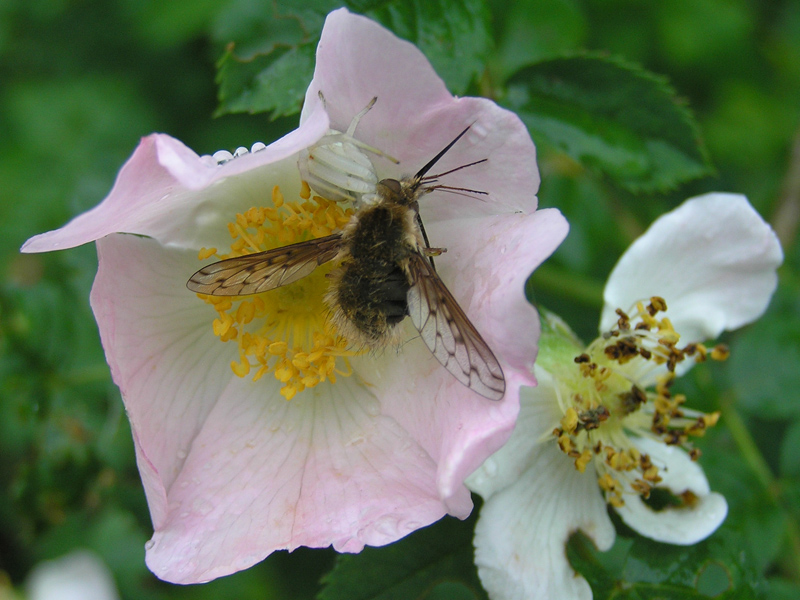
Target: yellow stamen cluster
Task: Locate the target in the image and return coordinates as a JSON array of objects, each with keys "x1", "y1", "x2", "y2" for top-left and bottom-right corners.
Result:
[
  {"x1": 552, "y1": 297, "x2": 726, "y2": 507},
  {"x1": 197, "y1": 182, "x2": 359, "y2": 400}
]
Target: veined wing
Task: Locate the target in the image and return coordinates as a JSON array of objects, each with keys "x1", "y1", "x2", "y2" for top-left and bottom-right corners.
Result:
[
  {"x1": 187, "y1": 233, "x2": 344, "y2": 296},
  {"x1": 406, "y1": 253, "x2": 505, "y2": 400}
]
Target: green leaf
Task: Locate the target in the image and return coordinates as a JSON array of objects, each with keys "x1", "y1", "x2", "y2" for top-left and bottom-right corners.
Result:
[
  {"x1": 213, "y1": 0, "x2": 337, "y2": 118},
  {"x1": 569, "y1": 528, "x2": 765, "y2": 599},
  {"x1": 214, "y1": 0, "x2": 492, "y2": 118},
  {"x1": 489, "y1": 0, "x2": 587, "y2": 76},
  {"x1": 216, "y1": 43, "x2": 317, "y2": 118},
  {"x1": 729, "y1": 281, "x2": 800, "y2": 419},
  {"x1": 505, "y1": 53, "x2": 712, "y2": 193},
  {"x1": 318, "y1": 515, "x2": 487, "y2": 600},
  {"x1": 368, "y1": 0, "x2": 492, "y2": 95}
]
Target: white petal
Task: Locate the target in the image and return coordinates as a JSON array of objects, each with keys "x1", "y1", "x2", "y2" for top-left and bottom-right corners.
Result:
[
  {"x1": 467, "y1": 367, "x2": 563, "y2": 499},
  {"x1": 27, "y1": 551, "x2": 119, "y2": 600},
  {"x1": 473, "y1": 443, "x2": 615, "y2": 600},
  {"x1": 615, "y1": 436, "x2": 728, "y2": 545},
  {"x1": 601, "y1": 193, "x2": 782, "y2": 342}
]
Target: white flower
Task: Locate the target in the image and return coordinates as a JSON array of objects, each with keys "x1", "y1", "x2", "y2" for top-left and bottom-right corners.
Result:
[
  {"x1": 26, "y1": 551, "x2": 119, "y2": 600},
  {"x1": 467, "y1": 193, "x2": 783, "y2": 600}
]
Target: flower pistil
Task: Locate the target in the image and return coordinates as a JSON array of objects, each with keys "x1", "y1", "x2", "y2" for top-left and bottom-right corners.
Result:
[{"x1": 550, "y1": 297, "x2": 725, "y2": 508}]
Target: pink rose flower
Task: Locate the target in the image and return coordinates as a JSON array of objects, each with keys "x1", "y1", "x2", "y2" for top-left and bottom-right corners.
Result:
[{"x1": 22, "y1": 8, "x2": 568, "y2": 583}]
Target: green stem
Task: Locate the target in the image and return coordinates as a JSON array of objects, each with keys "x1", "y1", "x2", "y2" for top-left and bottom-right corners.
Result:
[{"x1": 527, "y1": 263, "x2": 605, "y2": 308}]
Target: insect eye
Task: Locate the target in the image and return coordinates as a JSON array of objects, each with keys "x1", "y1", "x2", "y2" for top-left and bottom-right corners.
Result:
[{"x1": 378, "y1": 178, "x2": 403, "y2": 195}]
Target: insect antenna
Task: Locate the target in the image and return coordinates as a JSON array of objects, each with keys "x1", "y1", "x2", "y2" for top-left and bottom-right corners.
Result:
[
  {"x1": 424, "y1": 185, "x2": 489, "y2": 200},
  {"x1": 420, "y1": 158, "x2": 488, "y2": 183},
  {"x1": 414, "y1": 125, "x2": 474, "y2": 179}
]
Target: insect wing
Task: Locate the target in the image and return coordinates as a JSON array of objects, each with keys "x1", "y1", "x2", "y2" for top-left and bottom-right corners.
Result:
[
  {"x1": 187, "y1": 234, "x2": 344, "y2": 296},
  {"x1": 407, "y1": 253, "x2": 506, "y2": 400}
]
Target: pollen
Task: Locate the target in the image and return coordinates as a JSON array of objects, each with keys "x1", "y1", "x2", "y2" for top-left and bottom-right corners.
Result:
[
  {"x1": 551, "y1": 296, "x2": 726, "y2": 508},
  {"x1": 197, "y1": 183, "x2": 358, "y2": 399}
]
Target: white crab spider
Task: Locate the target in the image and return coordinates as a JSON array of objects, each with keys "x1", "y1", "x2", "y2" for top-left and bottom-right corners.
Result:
[{"x1": 298, "y1": 94, "x2": 399, "y2": 207}]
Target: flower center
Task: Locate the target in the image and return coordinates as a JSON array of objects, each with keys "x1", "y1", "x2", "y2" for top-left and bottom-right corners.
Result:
[
  {"x1": 195, "y1": 181, "x2": 358, "y2": 400},
  {"x1": 551, "y1": 297, "x2": 727, "y2": 507}
]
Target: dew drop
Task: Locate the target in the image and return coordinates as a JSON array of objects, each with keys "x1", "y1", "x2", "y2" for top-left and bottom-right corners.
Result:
[
  {"x1": 213, "y1": 149, "x2": 233, "y2": 164},
  {"x1": 145, "y1": 540, "x2": 155, "y2": 550},
  {"x1": 403, "y1": 520, "x2": 422, "y2": 533},
  {"x1": 470, "y1": 121, "x2": 489, "y2": 139},
  {"x1": 177, "y1": 450, "x2": 187, "y2": 460}
]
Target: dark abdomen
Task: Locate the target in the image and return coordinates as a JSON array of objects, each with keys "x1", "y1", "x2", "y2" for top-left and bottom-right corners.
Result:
[{"x1": 332, "y1": 204, "x2": 414, "y2": 344}]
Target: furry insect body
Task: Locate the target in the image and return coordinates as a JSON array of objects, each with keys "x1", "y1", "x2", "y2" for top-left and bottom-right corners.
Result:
[{"x1": 326, "y1": 191, "x2": 421, "y2": 347}]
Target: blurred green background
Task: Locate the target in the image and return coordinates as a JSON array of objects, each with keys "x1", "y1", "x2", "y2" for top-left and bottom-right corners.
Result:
[{"x1": 1, "y1": 0, "x2": 798, "y2": 598}]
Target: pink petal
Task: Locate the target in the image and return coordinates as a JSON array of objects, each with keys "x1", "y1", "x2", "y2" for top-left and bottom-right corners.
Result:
[
  {"x1": 303, "y1": 9, "x2": 539, "y2": 219},
  {"x1": 429, "y1": 209, "x2": 569, "y2": 375},
  {"x1": 601, "y1": 193, "x2": 783, "y2": 342},
  {"x1": 23, "y1": 8, "x2": 563, "y2": 584},
  {"x1": 91, "y1": 234, "x2": 239, "y2": 528},
  {"x1": 22, "y1": 105, "x2": 329, "y2": 254},
  {"x1": 93, "y1": 234, "x2": 454, "y2": 583},
  {"x1": 147, "y1": 376, "x2": 450, "y2": 583}
]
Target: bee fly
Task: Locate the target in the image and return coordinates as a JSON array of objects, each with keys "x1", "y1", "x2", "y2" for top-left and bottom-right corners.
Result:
[{"x1": 187, "y1": 126, "x2": 505, "y2": 400}]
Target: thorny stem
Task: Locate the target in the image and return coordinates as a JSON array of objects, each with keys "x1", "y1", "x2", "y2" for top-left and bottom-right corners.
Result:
[
  {"x1": 719, "y1": 393, "x2": 800, "y2": 577},
  {"x1": 772, "y1": 124, "x2": 800, "y2": 249}
]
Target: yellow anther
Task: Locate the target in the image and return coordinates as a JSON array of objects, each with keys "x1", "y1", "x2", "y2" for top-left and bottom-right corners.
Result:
[
  {"x1": 711, "y1": 344, "x2": 730, "y2": 361},
  {"x1": 575, "y1": 450, "x2": 592, "y2": 473},
  {"x1": 557, "y1": 434, "x2": 573, "y2": 455},
  {"x1": 631, "y1": 480, "x2": 651, "y2": 498},
  {"x1": 274, "y1": 361, "x2": 296, "y2": 383},
  {"x1": 560, "y1": 407, "x2": 579, "y2": 434},
  {"x1": 235, "y1": 301, "x2": 256, "y2": 324},
  {"x1": 231, "y1": 358, "x2": 251, "y2": 378},
  {"x1": 269, "y1": 341, "x2": 289, "y2": 355},
  {"x1": 301, "y1": 375, "x2": 320, "y2": 388},
  {"x1": 272, "y1": 185, "x2": 284, "y2": 207},
  {"x1": 300, "y1": 179, "x2": 311, "y2": 200},
  {"x1": 198, "y1": 247, "x2": 217, "y2": 260},
  {"x1": 213, "y1": 314, "x2": 234, "y2": 337}
]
